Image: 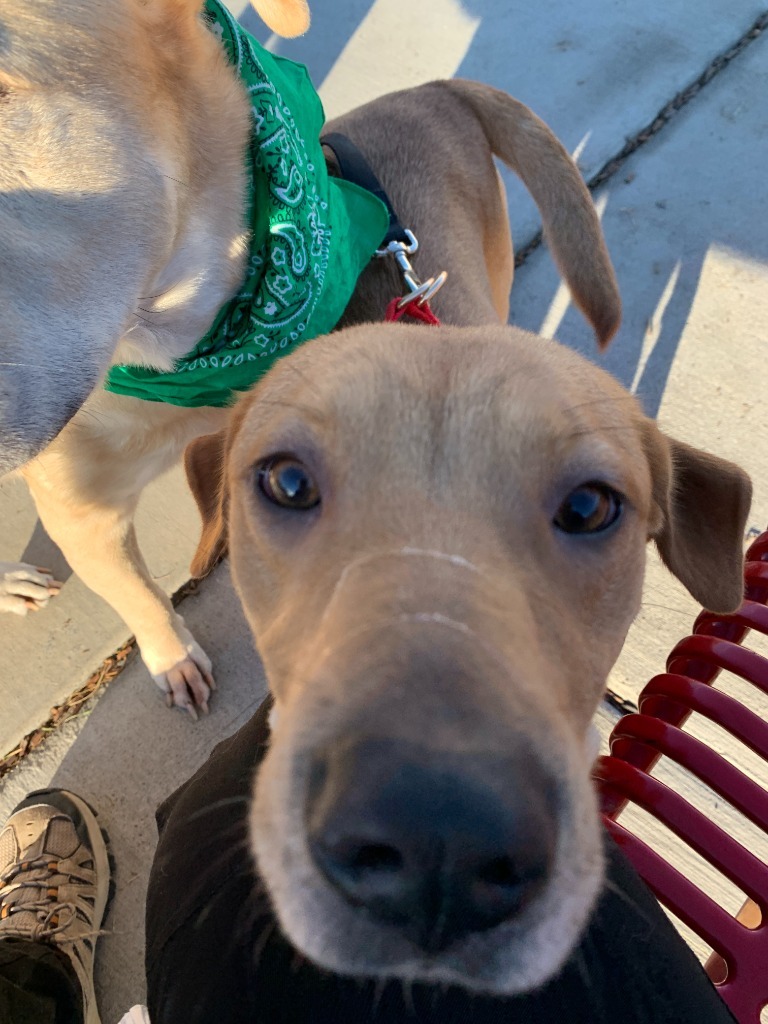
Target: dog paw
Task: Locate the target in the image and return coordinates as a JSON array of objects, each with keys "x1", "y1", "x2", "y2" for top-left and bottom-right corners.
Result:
[
  {"x1": 0, "y1": 562, "x2": 62, "y2": 615},
  {"x1": 147, "y1": 633, "x2": 216, "y2": 720}
]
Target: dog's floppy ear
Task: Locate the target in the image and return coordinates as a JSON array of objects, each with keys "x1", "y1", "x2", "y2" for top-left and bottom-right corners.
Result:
[
  {"x1": 248, "y1": 0, "x2": 310, "y2": 36},
  {"x1": 643, "y1": 422, "x2": 752, "y2": 613},
  {"x1": 184, "y1": 430, "x2": 230, "y2": 579}
]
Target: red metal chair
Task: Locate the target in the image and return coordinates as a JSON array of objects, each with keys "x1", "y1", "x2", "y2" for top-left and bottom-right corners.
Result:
[{"x1": 595, "y1": 529, "x2": 768, "y2": 1024}]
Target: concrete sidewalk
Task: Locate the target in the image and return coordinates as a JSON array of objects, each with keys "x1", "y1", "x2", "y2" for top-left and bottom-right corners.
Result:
[{"x1": 2, "y1": 0, "x2": 768, "y2": 1017}]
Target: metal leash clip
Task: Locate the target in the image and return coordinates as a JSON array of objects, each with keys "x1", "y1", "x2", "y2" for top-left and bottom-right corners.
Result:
[{"x1": 375, "y1": 229, "x2": 448, "y2": 310}]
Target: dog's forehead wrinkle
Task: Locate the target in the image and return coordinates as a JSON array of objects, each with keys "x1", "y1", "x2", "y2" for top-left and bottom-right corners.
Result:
[
  {"x1": 274, "y1": 354, "x2": 325, "y2": 397},
  {"x1": 232, "y1": 385, "x2": 334, "y2": 462},
  {"x1": 261, "y1": 329, "x2": 641, "y2": 490},
  {"x1": 332, "y1": 547, "x2": 482, "y2": 587},
  {"x1": 562, "y1": 391, "x2": 643, "y2": 415},
  {"x1": 251, "y1": 398, "x2": 330, "y2": 430},
  {"x1": 308, "y1": 543, "x2": 519, "y2": 655}
]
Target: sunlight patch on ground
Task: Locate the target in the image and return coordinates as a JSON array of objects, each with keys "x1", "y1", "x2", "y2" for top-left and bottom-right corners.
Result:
[
  {"x1": 318, "y1": 0, "x2": 482, "y2": 118},
  {"x1": 630, "y1": 259, "x2": 681, "y2": 394},
  {"x1": 228, "y1": 0, "x2": 251, "y2": 19}
]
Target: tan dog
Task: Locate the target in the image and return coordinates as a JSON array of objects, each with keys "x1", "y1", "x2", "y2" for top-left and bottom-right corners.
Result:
[
  {"x1": 184, "y1": 318, "x2": 750, "y2": 992},
  {"x1": 2, "y1": 0, "x2": 627, "y2": 715},
  {"x1": 0, "y1": 0, "x2": 309, "y2": 708},
  {"x1": 180, "y1": 43, "x2": 751, "y2": 994}
]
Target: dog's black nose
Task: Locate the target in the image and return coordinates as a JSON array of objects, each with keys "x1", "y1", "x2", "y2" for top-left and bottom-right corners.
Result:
[{"x1": 306, "y1": 736, "x2": 557, "y2": 952}]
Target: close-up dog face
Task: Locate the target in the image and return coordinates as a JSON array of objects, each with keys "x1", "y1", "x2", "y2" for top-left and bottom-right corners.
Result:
[{"x1": 186, "y1": 321, "x2": 750, "y2": 994}]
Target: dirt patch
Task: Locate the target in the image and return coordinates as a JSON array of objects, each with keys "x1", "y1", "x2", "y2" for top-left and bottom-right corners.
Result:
[{"x1": 0, "y1": 640, "x2": 136, "y2": 781}]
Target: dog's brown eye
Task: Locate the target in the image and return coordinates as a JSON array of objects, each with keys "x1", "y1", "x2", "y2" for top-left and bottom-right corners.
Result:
[
  {"x1": 554, "y1": 484, "x2": 622, "y2": 535},
  {"x1": 257, "y1": 456, "x2": 320, "y2": 510}
]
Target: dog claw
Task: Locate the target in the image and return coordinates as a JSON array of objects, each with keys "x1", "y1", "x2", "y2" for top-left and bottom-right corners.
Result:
[
  {"x1": 150, "y1": 641, "x2": 215, "y2": 718},
  {"x1": 1, "y1": 562, "x2": 63, "y2": 615}
]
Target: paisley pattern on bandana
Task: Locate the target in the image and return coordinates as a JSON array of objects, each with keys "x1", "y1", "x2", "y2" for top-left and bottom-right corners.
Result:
[{"x1": 104, "y1": 0, "x2": 388, "y2": 408}]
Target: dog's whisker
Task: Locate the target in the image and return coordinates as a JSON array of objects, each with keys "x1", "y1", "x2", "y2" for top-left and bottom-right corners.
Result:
[
  {"x1": 401, "y1": 975, "x2": 417, "y2": 1017},
  {"x1": 185, "y1": 794, "x2": 250, "y2": 823},
  {"x1": 189, "y1": 832, "x2": 251, "y2": 891},
  {"x1": 563, "y1": 394, "x2": 640, "y2": 414},
  {"x1": 239, "y1": 888, "x2": 273, "y2": 945},
  {"x1": 219, "y1": 881, "x2": 269, "y2": 965},
  {"x1": 602, "y1": 877, "x2": 655, "y2": 927},
  {"x1": 638, "y1": 601, "x2": 699, "y2": 620},
  {"x1": 290, "y1": 947, "x2": 306, "y2": 975},
  {"x1": 564, "y1": 423, "x2": 639, "y2": 441},
  {"x1": 187, "y1": 860, "x2": 268, "y2": 979},
  {"x1": 574, "y1": 946, "x2": 594, "y2": 992},
  {"x1": 370, "y1": 976, "x2": 387, "y2": 1017},
  {"x1": 174, "y1": 829, "x2": 252, "y2": 888},
  {"x1": 184, "y1": 815, "x2": 247, "y2": 850},
  {"x1": 190, "y1": 868, "x2": 247, "y2": 933},
  {"x1": 250, "y1": 918, "x2": 278, "y2": 966},
  {"x1": 223, "y1": 875, "x2": 269, "y2": 955},
  {"x1": 430, "y1": 979, "x2": 452, "y2": 1010}
]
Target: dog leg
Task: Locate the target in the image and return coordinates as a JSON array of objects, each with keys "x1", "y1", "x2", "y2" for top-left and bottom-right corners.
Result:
[{"x1": 22, "y1": 460, "x2": 214, "y2": 717}]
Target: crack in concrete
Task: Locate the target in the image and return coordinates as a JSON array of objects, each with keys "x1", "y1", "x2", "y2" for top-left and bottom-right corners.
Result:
[
  {"x1": 0, "y1": 577, "x2": 207, "y2": 780},
  {"x1": 515, "y1": 9, "x2": 768, "y2": 268}
]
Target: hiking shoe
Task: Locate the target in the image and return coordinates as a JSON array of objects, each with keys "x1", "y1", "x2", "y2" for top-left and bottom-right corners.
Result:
[{"x1": 0, "y1": 790, "x2": 111, "y2": 1024}]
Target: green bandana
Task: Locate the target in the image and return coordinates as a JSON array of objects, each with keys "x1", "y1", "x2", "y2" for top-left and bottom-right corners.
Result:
[{"x1": 105, "y1": 0, "x2": 388, "y2": 407}]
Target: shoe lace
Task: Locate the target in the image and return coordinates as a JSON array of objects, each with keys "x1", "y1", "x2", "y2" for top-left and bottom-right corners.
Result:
[{"x1": 0, "y1": 856, "x2": 86, "y2": 940}]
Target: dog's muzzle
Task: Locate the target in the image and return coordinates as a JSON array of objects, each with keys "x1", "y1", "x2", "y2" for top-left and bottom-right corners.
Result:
[{"x1": 305, "y1": 733, "x2": 558, "y2": 953}]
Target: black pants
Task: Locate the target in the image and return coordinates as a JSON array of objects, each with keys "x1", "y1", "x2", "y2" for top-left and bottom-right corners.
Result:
[{"x1": 146, "y1": 698, "x2": 736, "y2": 1024}]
